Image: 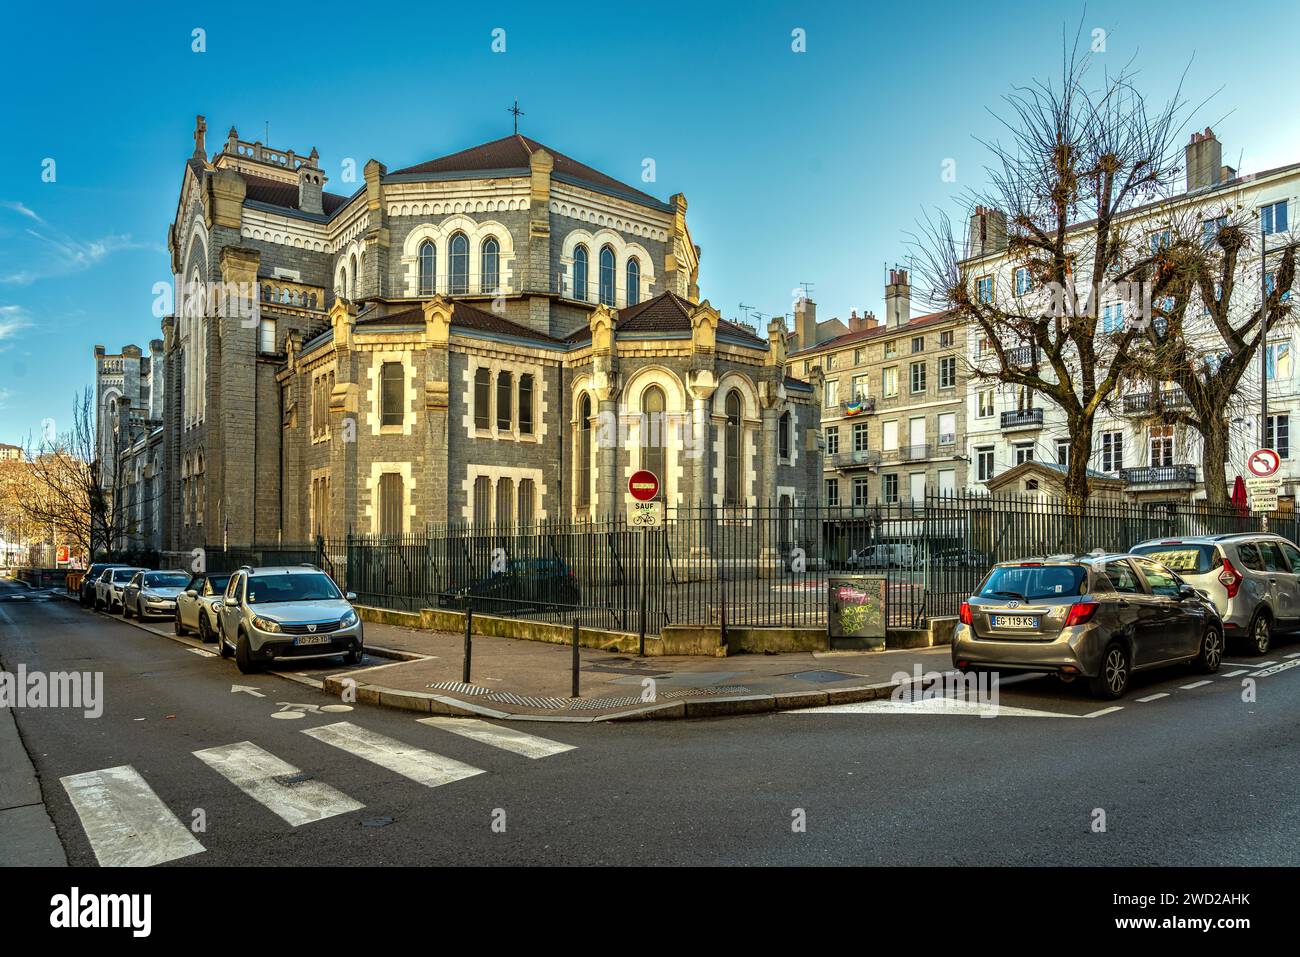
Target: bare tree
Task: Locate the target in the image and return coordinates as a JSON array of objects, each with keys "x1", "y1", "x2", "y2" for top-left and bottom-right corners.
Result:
[
  {"x1": 911, "y1": 33, "x2": 1195, "y2": 507},
  {"x1": 1125, "y1": 205, "x2": 1297, "y2": 506}
]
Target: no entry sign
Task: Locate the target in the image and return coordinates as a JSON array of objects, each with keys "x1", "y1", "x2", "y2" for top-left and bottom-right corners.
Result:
[{"x1": 628, "y1": 470, "x2": 659, "y2": 502}]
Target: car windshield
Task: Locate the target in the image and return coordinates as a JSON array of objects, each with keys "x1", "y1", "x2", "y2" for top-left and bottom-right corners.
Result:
[
  {"x1": 246, "y1": 573, "x2": 341, "y2": 604},
  {"x1": 208, "y1": 575, "x2": 231, "y2": 592},
  {"x1": 979, "y1": 564, "x2": 1087, "y2": 601},
  {"x1": 145, "y1": 572, "x2": 189, "y2": 588},
  {"x1": 1129, "y1": 543, "x2": 1219, "y2": 574},
  {"x1": 112, "y1": 569, "x2": 137, "y2": 582}
]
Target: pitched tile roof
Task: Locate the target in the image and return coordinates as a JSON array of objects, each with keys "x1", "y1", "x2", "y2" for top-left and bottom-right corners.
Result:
[
  {"x1": 240, "y1": 173, "x2": 352, "y2": 216},
  {"x1": 563, "y1": 291, "x2": 767, "y2": 347},
  {"x1": 389, "y1": 134, "x2": 664, "y2": 206},
  {"x1": 788, "y1": 309, "x2": 954, "y2": 358},
  {"x1": 355, "y1": 300, "x2": 565, "y2": 346}
]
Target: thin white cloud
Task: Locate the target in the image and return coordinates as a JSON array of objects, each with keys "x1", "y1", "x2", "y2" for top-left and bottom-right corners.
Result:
[
  {"x1": 0, "y1": 203, "x2": 151, "y2": 285},
  {"x1": 0, "y1": 305, "x2": 30, "y2": 343}
]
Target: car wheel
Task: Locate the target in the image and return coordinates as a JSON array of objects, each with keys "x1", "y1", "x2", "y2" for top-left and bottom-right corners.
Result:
[
  {"x1": 174, "y1": 611, "x2": 186, "y2": 635},
  {"x1": 216, "y1": 621, "x2": 232, "y2": 659},
  {"x1": 235, "y1": 630, "x2": 259, "y2": 674},
  {"x1": 123, "y1": 599, "x2": 133, "y2": 619},
  {"x1": 198, "y1": 613, "x2": 214, "y2": 644},
  {"x1": 1248, "y1": 610, "x2": 1272, "y2": 656},
  {"x1": 1195, "y1": 626, "x2": 1223, "y2": 674},
  {"x1": 343, "y1": 643, "x2": 364, "y2": 666},
  {"x1": 1088, "y1": 642, "x2": 1130, "y2": 700}
]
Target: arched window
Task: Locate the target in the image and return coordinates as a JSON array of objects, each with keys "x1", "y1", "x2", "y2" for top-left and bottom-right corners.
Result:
[
  {"x1": 348, "y1": 254, "x2": 358, "y2": 298},
  {"x1": 599, "y1": 245, "x2": 616, "y2": 307},
  {"x1": 573, "y1": 245, "x2": 589, "y2": 301},
  {"x1": 449, "y1": 232, "x2": 469, "y2": 294},
  {"x1": 724, "y1": 390, "x2": 742, "y2": 506},
  {"x1": 626, "y1": 257, "x2": 641, "y2": 306},
  {"x1": 779, "y1": 410, "x2": 792, "y2": 461},
  {"x1": 576, "y1": 393, "x2": 592, "y2": 508},
  {"x1": 481, "y1": 237, "x2": 500, "y2": 294},
  {"x1": 641, "y1": 385, "x2": 665, "y2": 498},
  {"x1": 418, "y1": 240, "x2": 435, "y2": 295}
]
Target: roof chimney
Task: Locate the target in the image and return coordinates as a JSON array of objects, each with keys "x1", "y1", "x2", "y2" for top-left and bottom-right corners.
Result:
[
  {"x1": 795, "y1": 297, "x2": 817, "y2": 349},
  {"x1": 967, "y1": 206, "x2": 1008, "y2": 257},
  {"x1": 885, "y1": 269, "x2": 910, "y2": 328},
  {"x1": 298, "y1": 148, "x2": 325, "y2": 215},
  {"x1": 848, "y1": 310, "x2": 879, "y2": 333},
  {"x1": 1185, "y1": 128, "x2": 1225, "y2": 192}
]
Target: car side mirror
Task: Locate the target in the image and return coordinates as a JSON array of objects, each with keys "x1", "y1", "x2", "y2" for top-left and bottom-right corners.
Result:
[
  {"x1": 223, "y1": 596, "x2": 239, "y2": 607},
  {"x1": 1178, "y1": 583, "x2": 1198, "y2": 601},
  {"x1": 345, "y1": 592, "x2": 357, "y2": 603},
  {"x1": 185, "y1": 589, "x2": 198, "y2": 598}
]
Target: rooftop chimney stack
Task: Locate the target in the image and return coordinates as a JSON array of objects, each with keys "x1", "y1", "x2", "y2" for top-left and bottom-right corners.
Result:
[
  {"x1": 1185, "y1": 128, "x2": 1225, "y2": 192},
  {"x1": 967, "y1": 205, "x2": 1008, "y2": 258},
  {"x1": 885, "y1": 269, "x2": 911, "y2": 328},
  {"x1": 795, "y1": 296, "x2": 817, "y2": 349},
  {"x1": 298, "y1": 148, "x2": 325, "y2": 215}
]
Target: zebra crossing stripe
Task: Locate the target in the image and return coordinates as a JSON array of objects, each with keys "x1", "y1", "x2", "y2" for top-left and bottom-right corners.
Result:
[
  {"x1": 193, "y1": 741, "x2": 364, "y2": 827},
  {"x1": 60, "y1": 765, "x2": 205, "y2": 867},
  {"x1": 302, "y1": 721, "x2": 484, "y2": 788},
  {"x1": 418, "y1": 717, "x2": 577, "y2": 759},
  {"x1": 1221, "y1": 669, "x2": 1249, "y2": 678}
]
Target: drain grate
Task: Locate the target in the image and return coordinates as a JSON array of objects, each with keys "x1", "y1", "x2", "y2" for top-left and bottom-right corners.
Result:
[
  {"x1": 567, "y1": 695, "x2": 646, "y2": 710},
  {"x1": 661, "y1": 686, "x2": 752, "y2": 699},
  {"x1": 426, "y1": 681, "x2": 492, "y2": 695}
]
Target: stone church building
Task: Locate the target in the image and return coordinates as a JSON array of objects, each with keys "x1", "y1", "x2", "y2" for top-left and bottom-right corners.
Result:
[{"x1": 151, "y1": 117, "x2": 820, "y2": 550}]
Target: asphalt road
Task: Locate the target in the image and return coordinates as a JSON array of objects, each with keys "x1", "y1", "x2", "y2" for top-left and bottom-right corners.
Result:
[{"x1": 3, "y1": 576, "x2": 1299, "y2": 866}]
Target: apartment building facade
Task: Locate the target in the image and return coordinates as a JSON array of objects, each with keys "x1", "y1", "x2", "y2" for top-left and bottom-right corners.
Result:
[
  {"x1": 787, "y1": 269, "x2": 967, "y2": 507},
  {"x1": 959, "y1": 129, "x2": 1298, "y2": 510}
]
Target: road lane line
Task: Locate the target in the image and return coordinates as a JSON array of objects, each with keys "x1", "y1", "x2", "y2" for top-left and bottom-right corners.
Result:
[
  {"x1": 417, "y1": 717, "x2": 576, "y2": 759},
  {"x1": 60, "y1": 765, "x2": 205, "y2": 867},
  {"x1": 193, "y1": 741, "x2": 364, "y2": 826},
  {"x1": 1250, "y1": 659, "x2": 1300, "y2": 678},
  {"x1": 1285, "y1": 653, "x2": 1300, "y2": 659},
  {"x1": 1180, "y1": 680, "x2": 1213, "y2": 690},
  {"x1": 1082, "y1": 706, "x2": 1123, "y2": 718},
  {"x1": 301, "y1": 721, "x2": 484, "y2": 788},
  {"x1": 1136, "y1": 693, "x2": 1169, "y2": 702},
  {"x1": 1220, "y1": 669, "x2": 1248, "y2": 678}
]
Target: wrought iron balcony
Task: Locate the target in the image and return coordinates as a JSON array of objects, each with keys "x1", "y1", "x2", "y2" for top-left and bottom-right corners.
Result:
[
  {"x1": 898, "y1": 444, "x2": 930, "y2": 462},
  {"x1": 1005, "y1": 345, "x2": 1039, "y2": 366},
  {"x1": 1000, "y1": 408, "x2": 1044, "y2": 430},
  {"x1": 1122, "y1": 388, "x2": 1190, "y2": 415},
  {"x1": 1120, "y1": 465, "x2": 1198, "y2": 487},
  {"x1": 828, "y1": 448, "x2": 881, "y2": 469}
]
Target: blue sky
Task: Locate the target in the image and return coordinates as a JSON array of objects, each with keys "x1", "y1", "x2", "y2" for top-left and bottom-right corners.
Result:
[{"x1": 1, "y1": 0, "x2": 1296, "y2": 446}]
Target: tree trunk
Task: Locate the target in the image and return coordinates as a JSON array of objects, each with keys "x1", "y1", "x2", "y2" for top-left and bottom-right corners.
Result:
[
  {"x1": 1065, "y1": 418, "x2": 1094, "y2": 511},
  {"x1": 1200, "y1": 416, "x2": 1230, "y2": 509}
]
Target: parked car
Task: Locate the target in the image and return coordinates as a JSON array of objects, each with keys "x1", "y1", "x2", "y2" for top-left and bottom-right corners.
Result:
[
  {"x1": 846, "y1": 543, "x2": 914, "y2": 568},
  {"x1": 80, "y1": 563, "x2": 126, "y2": 606},
  {"x1": 1130, "y1": 533, "x2": 1300, "y2": 655},
  {"x1": 94, "y1": 566, "x2": 145, "y2": 612},
  {"x1": 122, "y1": 569, "x2": 192, "y2": 621},
  {"x1": 951, "y1": 553, "x2": 1222, "y2": 699},
  {"x1": 215, "y1": 566, "x2": 363, "y2": 674},
  {"x1": 932, "y1": 546, "x2": 993, "y2": 568},
  {"x1": 174, "y1": 572, "x2": 232, "y2": 642},
  {"x1": 438, "y1": 558, "x2": 580, "y2": 612}
]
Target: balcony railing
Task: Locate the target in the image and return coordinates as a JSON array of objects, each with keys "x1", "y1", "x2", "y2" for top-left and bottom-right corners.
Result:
[
  {"x1": 260, "y1": 279, "x2": 326, "y2": 312},
  {"x1": 828, "y1": 448, "x2": 881, "y2": 469},
  {"x1": 1000, "y1": 408, "x2": 1044, "y2": 430},
  {"x1": 1122, "y1": 388, "x2": 1190, "y2": 415},
  {"x1": 841, "y1": 396, "x2": 876, "y2": 415},
  {"x1": 898, "y1": 444, "x2": 930, "y2": 462},
  {"x1": 1005, "y1": 345, "x2": 1039, "y2": 366},
  {"x1": 1120, "y1": 465, "x2": 1198, "y2": 486}
]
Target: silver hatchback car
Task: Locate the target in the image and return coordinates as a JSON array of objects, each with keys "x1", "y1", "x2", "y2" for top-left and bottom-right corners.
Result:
[
  {"x1": 1130, "y1": 534, "x2": 1300, "y2": 656},
  {"x1": 215, "y1": 566, "x2": 364, "y2": 674},
  {"x1": 951, "y1": 554, "x2": 1222, "y2": 699}
]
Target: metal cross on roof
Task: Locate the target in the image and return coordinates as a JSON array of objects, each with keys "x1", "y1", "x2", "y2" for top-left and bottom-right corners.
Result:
[{"x1": 507, "y1": 99, "x2": 525, "y2": 134}]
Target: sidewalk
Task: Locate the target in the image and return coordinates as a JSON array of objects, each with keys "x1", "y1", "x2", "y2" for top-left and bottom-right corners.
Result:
[{"x1": 322, "y1": 619, "x2": 956, "y2": 722}]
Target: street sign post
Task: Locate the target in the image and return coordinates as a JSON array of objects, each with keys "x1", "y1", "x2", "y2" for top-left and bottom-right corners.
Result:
[
  {"x1": 1246, "y1": 448, "x2": 1282, "y2": 521},
  {"x1": 627, "y1": 470, "x2": 659, "y2": 656}
]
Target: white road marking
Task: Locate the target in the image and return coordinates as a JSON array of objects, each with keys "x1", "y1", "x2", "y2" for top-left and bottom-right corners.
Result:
[
  {"x1": 231, "y1": 685, "x2": 265, "y2": 697},
  {"x1": 1136, "y1": 693, "x2": 1169, "y2": 702},
  {"x1": 188, "y1": 647, "x2": 216, "y2": 658},
  {"x1": 193, "y1": 741, "x2": 363, "y2": 826},
  {"x1": 60, "y1": 765, "x2": 205, "y2": 867},
  {"x1": 1221, "y1": 669, "x2": 1249, "y2": 678},
  {"x1": 1180, "y1": 680, "x2": 1213, "y2": 690},
  {"x1": 1082, "y1": 706, "x2": 1123, "y2": 718},
  {"x1": 417, "y1": 717, "x2": 576, "y2": 759},
  {"x1": 1222, "y1": 662, "x2": 1259, "y2": 667},
  {"x1": 1285, "y1": 652, "x2": 1300, "y2": 659},
  {"x1": 1251, "y1": 659, "x2": 1300, "y2": 678},
  {"x1": 302, "y1": 721, "x2": 484, "y2": 787},
  {"x1": 791, "y1": 698, "x2": 1076, "y2": 718}
]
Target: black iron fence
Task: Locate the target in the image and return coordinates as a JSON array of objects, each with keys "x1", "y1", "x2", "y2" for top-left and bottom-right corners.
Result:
[{"x1": 198, "y1": 493, "x2": 1299, "y2": 634}]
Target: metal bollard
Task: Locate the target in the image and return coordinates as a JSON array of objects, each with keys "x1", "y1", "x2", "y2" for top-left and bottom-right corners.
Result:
[
  {"x1": 463, "y1": 598, "x2": 473, "y2": 684},
  {"x1": 571, "y1": 615, "x2": 580, "y2": 698}
]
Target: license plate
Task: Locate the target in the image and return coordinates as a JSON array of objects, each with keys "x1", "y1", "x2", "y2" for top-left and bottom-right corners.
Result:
[
  {"x1": 294, "y1": 635, "x2": 330, "y2": 646},
  {"x1": 992, "y1": 615, "x2": 1038, "y2": 629}
]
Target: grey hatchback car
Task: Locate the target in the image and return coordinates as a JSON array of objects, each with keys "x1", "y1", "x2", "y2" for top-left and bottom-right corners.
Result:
[
  {"x1": 951, "y1": 554, "x2": 1223, "y2": 699},
  {"x1": 215, "y1": 566, "x2": 363, "y2": 674}
]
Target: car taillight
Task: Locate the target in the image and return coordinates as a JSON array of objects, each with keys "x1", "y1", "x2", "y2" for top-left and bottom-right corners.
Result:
[
  {"x1": 1218, "y1": 557, "x2": 1242, "y2": 598},
  {"x1": 959, "y1": 601, "x2": 972, "y2": 625},
  {"x1": 1064, "y1": 602, "x2": 1098, "y2": 627}
]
